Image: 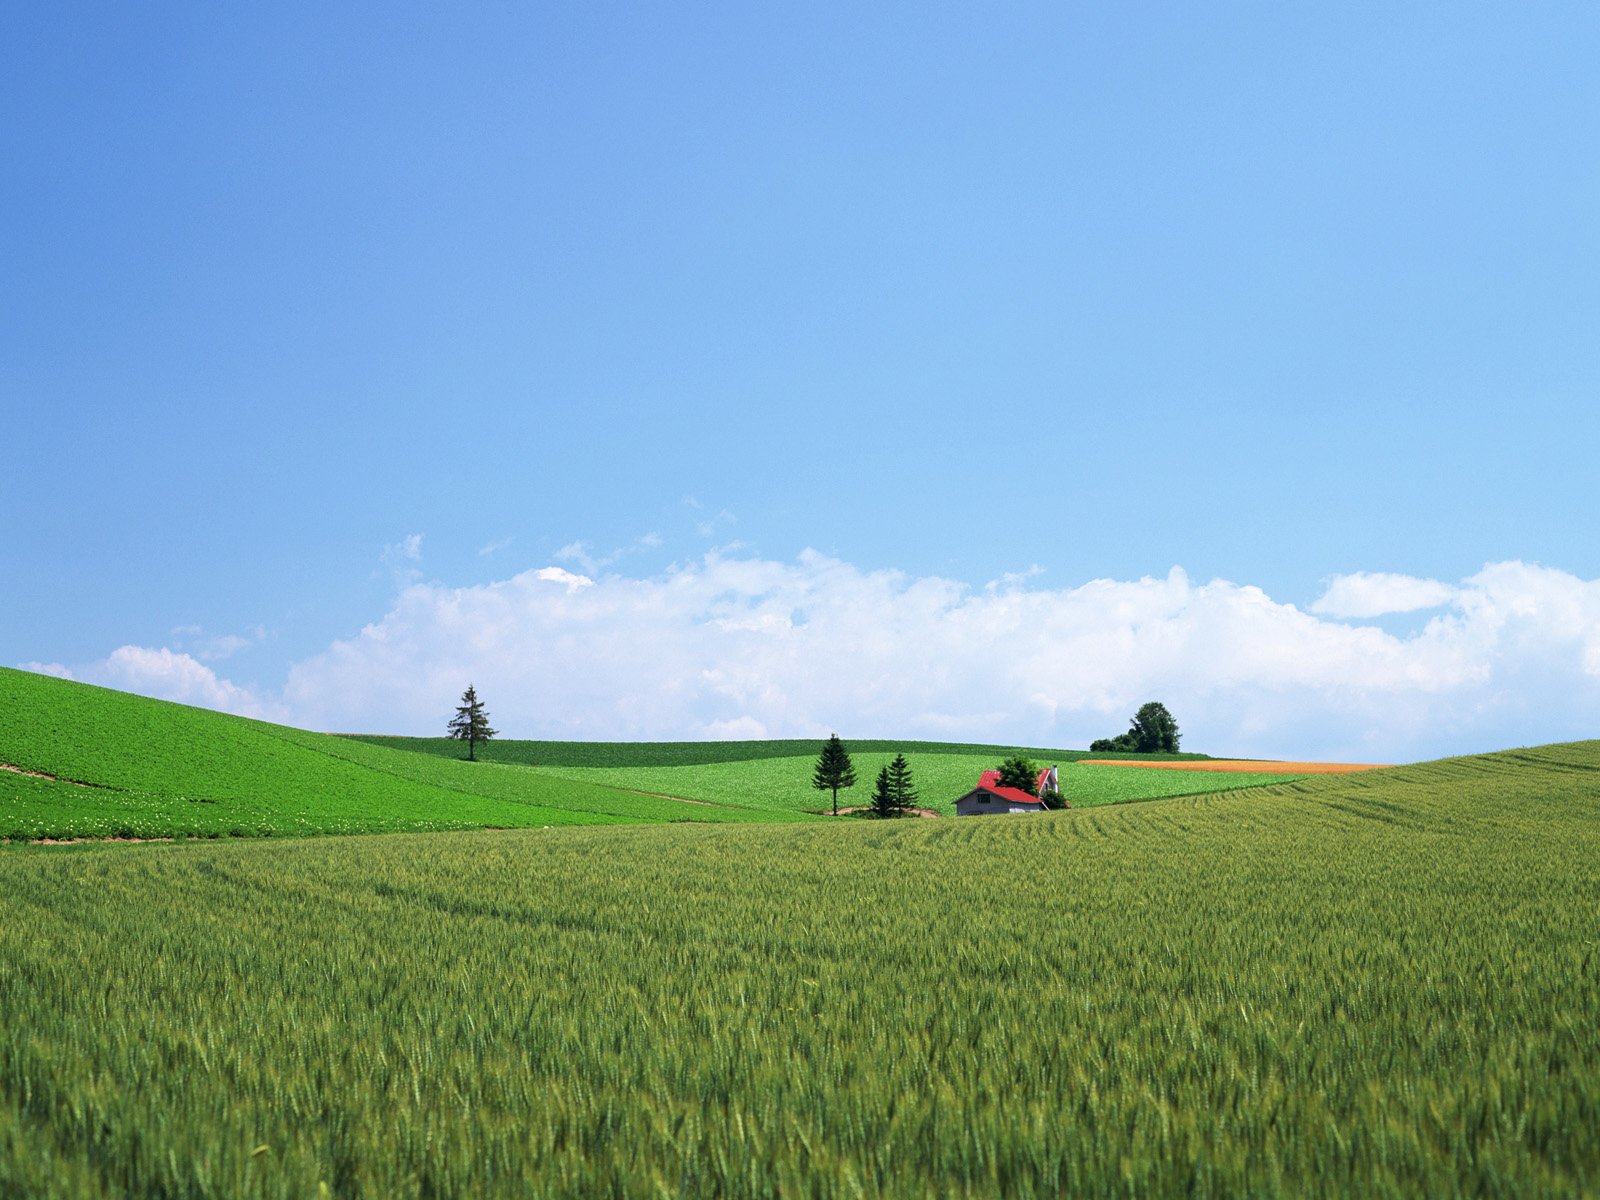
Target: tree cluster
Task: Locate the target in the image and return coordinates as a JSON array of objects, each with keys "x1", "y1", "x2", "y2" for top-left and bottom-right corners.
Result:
[
  {"x1": 1089, "y1": 701, "x2": 1181, "y2": 754},
  {"x1": 812, "y1": 737, "x2": 919, "y2": 818},
  {"x1": 869, "y1": 754, "x2": 919, "y2": 818}
]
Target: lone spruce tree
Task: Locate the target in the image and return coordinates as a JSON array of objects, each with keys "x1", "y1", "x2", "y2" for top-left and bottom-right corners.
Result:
[
  {"x1": 446, "y1": 684, "x2": 497, "y2": 761},
  {"x1": 812, "y1": 734, "x2": 857, "y2": 817}
]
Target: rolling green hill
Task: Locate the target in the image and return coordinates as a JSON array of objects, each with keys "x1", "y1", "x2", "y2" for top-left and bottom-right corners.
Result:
[
  {"x1": 0, "y1": 668, "x2": 1274, "y2": 839},
  {"x1": 348, "y1": 733, "x2": 1214, "y2": 767},
  {"x1": 0, "y1": 667, "x2": 802, "y2": 838},
  {"x1": 1, "y1": 740, "x2": 1596, "y2": 1195}
]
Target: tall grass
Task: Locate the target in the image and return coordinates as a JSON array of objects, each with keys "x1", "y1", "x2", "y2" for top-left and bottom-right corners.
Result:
[{"x1": 2, "y1": 742, "x2": 1597, "y2": 1196}]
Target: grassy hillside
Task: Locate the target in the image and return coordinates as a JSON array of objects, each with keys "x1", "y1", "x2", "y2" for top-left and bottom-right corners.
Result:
[
  {"x1": 348, "y1": 734, "x2": 1215, "y2": 767},
  {"x1": 0, "y1": 668, "x2": 802, "y2": 838},
  {"x1": 1, "y1": 741, "x2": 1597, "y2": 1196},
  {"x1": 0, "y1": 669, "x2": 1270, "y2": 839}
]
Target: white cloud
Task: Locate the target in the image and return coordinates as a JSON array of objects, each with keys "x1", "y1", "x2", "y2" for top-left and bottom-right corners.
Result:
[
  {"x1": 379, "y1": 533, "x2": 427, "y2": 586},
  {"x1": 25, "y1": 646, "x2": 284, "y2": 721},
  {"x1": 30, "y1": 555, "x2": 1600, "y2": 762},
  {"x1": 555, "y1": 534, "x2": 666, "y2": 574},
  {"x1": 478, "y1": 537, "x2": 514, "y2": 557},
  {"x1": 269, "y1": 553, "x2": 1600, "y2": 762},
  {"x1": 17, "y1": 661, "x2": 73, "y2": 680},
  {"x1": 166, "y1": 623, "x2": 268, "y2": 662},
  {"x1": 1311, "y1": 571, "x2": 1459, "y2": 618}
]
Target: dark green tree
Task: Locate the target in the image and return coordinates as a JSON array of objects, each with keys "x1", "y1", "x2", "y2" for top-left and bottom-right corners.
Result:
[
  {"x1": 1130, "y1": 701, "x2": 1181, "y2": 753},
  {"x1": 869, "y1": 765, "x2": 896, "y2": 817},
  {"x1": 446, "y1": 684, "x2": 498, "y2": 761},
  {"x1": 1090, "y1": 732, "x2": 1140, "y2": 754},
  {"x1": 995, "y1": 754, "x2": 1039, "y2": 795},
  {"x1": 1040, "y1": 780, "x2": 1070, "y2": 810},
  {"x1": 812, "y1": 734, "x2": 857, "y2": 816},
  {"x1": 1091, "y1": 702, "x2": 1181, "y2": 754},
  {"x1": 886, "y1": 753, "x2": 918, "y2": 812}
]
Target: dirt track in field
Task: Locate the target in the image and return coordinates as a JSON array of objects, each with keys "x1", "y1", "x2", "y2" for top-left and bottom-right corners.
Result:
[
  {"x1": 1081, "y1": 759, "x2": 1389, "y2": 774},
  {"x1": 617, "y1": 787, "x2": 719, "y2": 807},
  {"x1": 1, "y1": 762, "x2": 96, "y2": 786}
]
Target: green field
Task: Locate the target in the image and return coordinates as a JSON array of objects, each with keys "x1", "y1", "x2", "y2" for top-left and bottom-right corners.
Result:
[
  {"x1": 349, "y1": 734, "x2": 1216, "y2": 768},
  {"x1": 521, "y1": 754, "x2": 1306, "y2": 816},
  {"x1": 0, "y1": 668, "x2": 802, "y2": 838},
  {"x1": 0, "y1": 668, "x2": 1288, "y2": 839},
  {"x1": 1, "y1": 741, "x2": 1597, "y2": 1196}
]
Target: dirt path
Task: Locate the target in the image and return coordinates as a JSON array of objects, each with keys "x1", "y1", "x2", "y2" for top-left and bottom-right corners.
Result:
[
  {"x1": 616, "y1": 787, "x2": 720, "y2": 807},
  {"x1": 26, "y1": 836, "x2": 175, "y2": 845},
  {"x1": 830, "y1": 805, "x2": 941, "y2": 818},
  {"x1": 0, "y1": 763, "x2": 96, "y2": 787},
  {"x1": 1082, "y1": 759, "x2": 1389, "y2": 774}
]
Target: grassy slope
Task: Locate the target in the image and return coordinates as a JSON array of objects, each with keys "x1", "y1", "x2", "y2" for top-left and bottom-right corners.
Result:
[
  {"x1": 1, "y1": 742, "x2": 1597, "y2": 1197},
  {"x1": 0, "y1": 669, "x2": 1262, "y2": 839},
  {"x1": 0, "y1": 668, "x2": 801, "y2": 837},
  {"x1": 522, "y1": 754, "x2": 1307, "y2": 815},
  {"x1": 349, "y1": 734, "x2": 1214, "y2": 767}
]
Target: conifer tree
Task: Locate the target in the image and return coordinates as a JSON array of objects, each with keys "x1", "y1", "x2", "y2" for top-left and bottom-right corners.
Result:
[
  {"x1": 886, "y1": 753, "x2": 918, "y2": 812},
  {"x1": 869, "y1": 765, "x2": 896, "y2": 817},
  {"x1": 446, "y1": 684, "x2": 498, "y2": 761},
  {"x1": 811, "y1": 733, "x2": 857, "y2": 817}
]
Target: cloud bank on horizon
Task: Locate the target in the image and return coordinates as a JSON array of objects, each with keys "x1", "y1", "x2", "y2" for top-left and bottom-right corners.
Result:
[{"x1": 22, "y1": 554, "x2": 1600, "y2": 762}]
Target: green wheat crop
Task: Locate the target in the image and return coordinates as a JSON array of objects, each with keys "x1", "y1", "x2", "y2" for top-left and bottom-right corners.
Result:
[{"x1": 1, "y1": 741, "x2": 1596, "y2": 1197}]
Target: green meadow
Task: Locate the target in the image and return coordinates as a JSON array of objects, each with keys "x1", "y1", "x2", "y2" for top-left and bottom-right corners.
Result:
[
  {"x1": 0, "y1": 668, "x2": 1288, "y2": 839},
  {"x1": 348, "y1": 734, "x2": 1215, "y2": 768},
  {"x1": 2, "y1": 741, "x2": 1597, "y2": 1196},
  {"x1": 0, "y1": 668, "x2": 795, "y2": 838},
  {"x1": 519, "y1": 754, "x2": 1305, "y2": 816}
]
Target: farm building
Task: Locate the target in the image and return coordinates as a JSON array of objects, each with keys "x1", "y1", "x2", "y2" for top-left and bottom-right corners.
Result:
[{"x1": 954, "y1": 767, "x2": 1065, "y2": 816}]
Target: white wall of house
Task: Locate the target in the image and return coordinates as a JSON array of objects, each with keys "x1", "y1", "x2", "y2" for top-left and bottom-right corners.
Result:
[{"x1": 954, "y1": 790, "x2": 1038, "y2": 816}]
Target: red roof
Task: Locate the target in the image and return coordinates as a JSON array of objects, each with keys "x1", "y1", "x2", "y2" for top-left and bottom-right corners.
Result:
[{"x1": 973, "y1": 769, "x2": 1044, "y2": 806}]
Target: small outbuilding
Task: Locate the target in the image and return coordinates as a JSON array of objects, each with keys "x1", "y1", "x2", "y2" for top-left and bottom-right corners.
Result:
[{"x1": 954, "y1": 767, "x2": 1064, "y2": 816}]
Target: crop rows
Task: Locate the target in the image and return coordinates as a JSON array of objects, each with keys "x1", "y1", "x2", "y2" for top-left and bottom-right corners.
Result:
[{"x1": 2, "y1": 742, "x2": 1596, "y2": 1197}]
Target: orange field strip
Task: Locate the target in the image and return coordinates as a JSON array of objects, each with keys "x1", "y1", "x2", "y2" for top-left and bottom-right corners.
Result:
[{"x1": 1081, "y1": 759, "x2": 1390, "y2": 774}]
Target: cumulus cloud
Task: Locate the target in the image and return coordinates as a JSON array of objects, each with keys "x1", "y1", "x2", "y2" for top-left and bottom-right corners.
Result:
[
  {"x1": 268, "y1": 554, "x2": 1600, "y2": 762},
  {"x1": 1312, "y1": 571, "x2": 1459, "y2": 618},
  {"x1": 24, "y1": 646, "x2": 284, "y2": 721},
  {"x1": 26, "y1": 555, "x2": 1600, "y2": 762}
]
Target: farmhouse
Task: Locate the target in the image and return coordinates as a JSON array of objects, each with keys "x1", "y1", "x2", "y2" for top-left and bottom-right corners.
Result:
[{"x1": 954, "y1": 767, "x2": 1064, "y2": 816}]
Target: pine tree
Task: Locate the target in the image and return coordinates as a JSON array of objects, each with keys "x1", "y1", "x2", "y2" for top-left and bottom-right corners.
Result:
[
  {"x1": 886, "y1": 753, "x2": 918, "y2": 813},
  {"x1": 811, "y1": 734, "x2": 857, "y2": 817},
  {"x1": 869, "y1": 765, "x2": 896, "y2": 817},
  {"x1": 446, "y1": 684, "x2": 498, "y2": 761}
]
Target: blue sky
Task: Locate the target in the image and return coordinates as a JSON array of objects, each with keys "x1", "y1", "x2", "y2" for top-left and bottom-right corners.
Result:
[{"x1": 3, "y1": 3, "x2": 1598, "y2": 757}]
